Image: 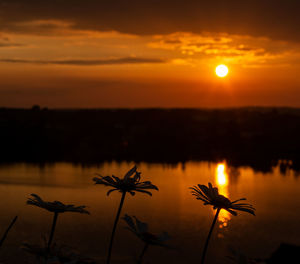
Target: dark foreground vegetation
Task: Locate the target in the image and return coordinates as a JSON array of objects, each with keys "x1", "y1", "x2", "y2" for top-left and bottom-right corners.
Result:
[{"x1": 0, "y1": 107, "x2": 300, "y2": 173}]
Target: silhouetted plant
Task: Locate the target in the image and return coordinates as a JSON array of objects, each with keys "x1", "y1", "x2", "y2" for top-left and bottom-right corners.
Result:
[
  {"x1": 27, "y1": 194, "x2": 90, "y2": 253},
  {"x1": 0, "y1": 216, "x2": 17, "y2": 250},
  {"x1": 93, "y1": 165, "x2": 158, "y2": 264},
  {"x1": 190, "y1": 183, "x2": 255, "y2": 264},
  {"x1": 227, "y1": 247, "x2": 262, "y2": 264},
  {"x1": 23, "y1": 240, "x2": 96, "y2": 264},
  {"x1": 123, "y1": 214, "x2": 170, "y2": 264}
]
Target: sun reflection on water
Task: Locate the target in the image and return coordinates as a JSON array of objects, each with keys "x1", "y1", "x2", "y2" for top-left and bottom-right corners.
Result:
[{"x1": 215, "y1": 163, "x2": 231, "y2": 228}]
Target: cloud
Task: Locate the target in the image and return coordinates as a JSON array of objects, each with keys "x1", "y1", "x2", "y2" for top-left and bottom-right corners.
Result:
[
  {"x1": 0, "y1": 35, "x2": 24, "y2": 47},
  {"x1": 0, "y1": 57, "x2": 165, "y2": 65},
  {"x1": 149, "y1": 32, "x2": 298, "y2": 67},
  {"x1": 1, "y1": 19, "x2": 81, "y2": 36},
  {"x1": 0, "y1": 1, "x2": 299, "y2": 41},
  {"x1": 149, "y1": 32, "x2": 233, "y2": 54},
  {"x1": 0, "y1": 42, "x2": 24, "y2": 47}
]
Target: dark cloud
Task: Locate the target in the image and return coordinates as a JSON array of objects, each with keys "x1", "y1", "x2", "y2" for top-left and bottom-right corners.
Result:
[
  {"x1": 0, "y1": 57, "x2": 165, "y2": 65},
  {"x1": 0, "y1": 36, "x2": 24, "y2": 47},
  {"x1": 0, "y1": 20, "x2": 74, "y2": 36},
  {"x1": 0, "y1": 0, "x2": 299, "y2": 41}
]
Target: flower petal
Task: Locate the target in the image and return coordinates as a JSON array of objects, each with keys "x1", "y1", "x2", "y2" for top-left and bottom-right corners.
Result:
[
  {"x1": 107, "y1": 188, "x2": 118, "y2": 196},
  {"x1": 133, "y1": 216, "x2": 148, "y2": 234},
  {"x1": 231, "y1": 206, "x2": 256, "y2": 216},
  {"x1": 157, "y1": 231, "x2": 170, "y2": 242},
  {"x1": 231, "y1": 198, "x2": 247, "y2": 204},
  {"x1": 122, "y1": 214, "x2": 137, "y2": 232},
  {"x1": 190, "y1": 186, "x2": 211, "y2": 201},
  {"x1": 197, "y1": 184, "x2": 212, "y2": 201},
  {"x1": 226, "y1": 208, "x2": 238, "y2": 216},
  {"x1": 124, "y1": 166, "x2": 137, "y2": 180}
]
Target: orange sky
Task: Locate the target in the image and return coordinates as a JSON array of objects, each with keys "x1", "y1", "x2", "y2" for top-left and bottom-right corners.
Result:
[{"x1": 0, "y1": 1, "x2": 300, "y2": 108}]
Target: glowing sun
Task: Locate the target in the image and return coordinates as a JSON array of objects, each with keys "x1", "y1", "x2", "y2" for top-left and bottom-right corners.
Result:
[{"x1": 215, "y1": 64, "x2": 229, "y2": 78}]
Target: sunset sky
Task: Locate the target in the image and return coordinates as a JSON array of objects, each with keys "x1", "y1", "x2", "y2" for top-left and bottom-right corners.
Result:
[{"x1": 1, "y1": 0, "x2": 300, "y2": 108}]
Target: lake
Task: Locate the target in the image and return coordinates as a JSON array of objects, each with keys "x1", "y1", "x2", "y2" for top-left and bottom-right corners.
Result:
[{"x1": 0, "y1": 161, "x2": 299, "y2": 263}]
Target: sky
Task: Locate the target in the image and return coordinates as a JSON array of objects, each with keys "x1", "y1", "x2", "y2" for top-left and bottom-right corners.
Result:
[{"x1": 1, "y1": 0, "x2": 300, "y2": 108}]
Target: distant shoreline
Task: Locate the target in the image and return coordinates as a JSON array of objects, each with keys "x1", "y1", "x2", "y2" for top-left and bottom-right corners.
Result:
[
  {"x1": 1, "y1": 106, "x2": 300, "y2": 111},
  {"x1": 0, "y1": 107, "x2": 299, "y2": 173}
]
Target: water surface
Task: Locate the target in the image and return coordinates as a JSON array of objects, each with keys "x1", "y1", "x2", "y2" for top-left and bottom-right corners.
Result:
[{"x1": 0, "y1": 161, "x2": 299, "y2": 263}]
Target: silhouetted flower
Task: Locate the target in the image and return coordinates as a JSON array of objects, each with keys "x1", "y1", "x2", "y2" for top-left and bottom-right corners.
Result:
[
  {"x1": 123, "y1": 214, "x2": 170, "y2": 247},
  {"x1": 27, "y1": 194, "x2": 90, "y2": 214},
  {"x1": 93, "y1": 165, "x2": 158, "y2": 196},
  {"x1": 190, "y1": 183, "x2": 255, "y2": 216},
  {"x1": 22, "y1": 241, "x2": 96, "y2": 264},
  {"x1": 123, "y1": 214, "x2": 170, "y2": 263},
  {"x1": 190, "y1": 182, "x2": 255, "y2": 264},
  {"x1": 93, "y1": 166, "x2": 158, "y2": 264},
  {"x1": 27, "y1": 194, "x2": 89, "y2": 252},
  {"x1": 228, "y1": 247, "x2": 263, "y2": 264}
]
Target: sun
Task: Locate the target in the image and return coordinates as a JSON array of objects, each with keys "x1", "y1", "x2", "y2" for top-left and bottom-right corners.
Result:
[{"x1": 215, "y1": 64, "x2": 229, "y2": 78}]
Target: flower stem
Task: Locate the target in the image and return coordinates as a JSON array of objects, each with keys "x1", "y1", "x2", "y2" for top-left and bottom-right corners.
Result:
[
  {"x1": 0, "y1": 216, "x2": 18, "y2": 249},
  {"x1": 201, "y1": 208, "x2": 221, "y2": 264},
  {"x1": 47, "y1": 212, "x2": 58, "y2": 251},
  {"x1": 107, "y1": 191, "x2": 126, "y2": 264},
  {"x1": 137, "y1": 243, "x2": 149, "y2": 264}
]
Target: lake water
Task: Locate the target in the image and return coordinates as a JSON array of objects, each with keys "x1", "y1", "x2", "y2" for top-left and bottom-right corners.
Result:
[{"x1": 0, "y1": 161, "x2": 299, "y2": 263}]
